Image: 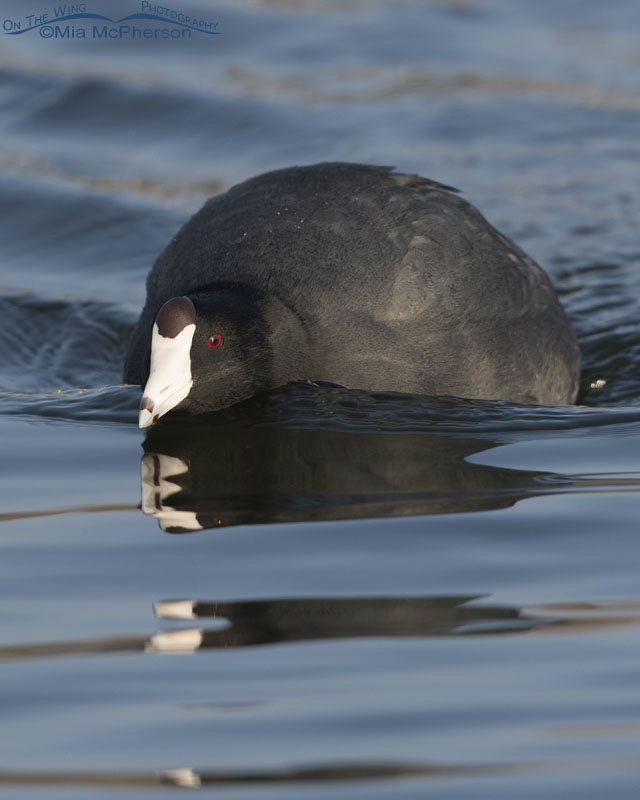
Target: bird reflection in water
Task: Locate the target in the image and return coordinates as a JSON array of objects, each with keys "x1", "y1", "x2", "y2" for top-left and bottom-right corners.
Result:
[
  {"x1": 138, "y1": 386, "x2": 564, "y2": 533},
  {"x1": 2, "y1": 594, "x2": 638, "y2": 663}
]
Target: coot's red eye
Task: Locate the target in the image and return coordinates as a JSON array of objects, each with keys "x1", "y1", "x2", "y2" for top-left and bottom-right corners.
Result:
[{"x1": 207, "y1": 334, "x2": 223, "y2": 350}]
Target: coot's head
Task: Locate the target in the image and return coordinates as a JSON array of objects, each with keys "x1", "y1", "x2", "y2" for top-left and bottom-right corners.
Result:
[{"x1": 138, "y1": 290, "x2": 281, "y2": 428}]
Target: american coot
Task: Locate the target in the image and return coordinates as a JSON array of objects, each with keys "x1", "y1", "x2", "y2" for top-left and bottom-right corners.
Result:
[{"x1": 124, "y1": 162, "x2": 580, "y2": 428}]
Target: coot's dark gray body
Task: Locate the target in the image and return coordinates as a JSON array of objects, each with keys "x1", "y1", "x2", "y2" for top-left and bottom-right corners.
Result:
[{"x1": 125, "y1": 162, "x2": 580, "y2": 421}]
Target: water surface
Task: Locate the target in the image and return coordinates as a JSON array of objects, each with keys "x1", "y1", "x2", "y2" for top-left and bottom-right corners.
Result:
[{"x1": 1, "y1": 1, "x2": 640, "y2": 797}]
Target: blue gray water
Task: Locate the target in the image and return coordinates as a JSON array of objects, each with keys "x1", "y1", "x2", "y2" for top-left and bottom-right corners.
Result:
[{"x1": 1, "y1": 0, "x2": 640, "y2": 797}]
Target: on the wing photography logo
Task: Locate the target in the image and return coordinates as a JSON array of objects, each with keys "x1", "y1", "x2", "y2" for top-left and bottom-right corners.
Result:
[{"x1": 2, "y1": 2, "x2": 220, "y2": 40}]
